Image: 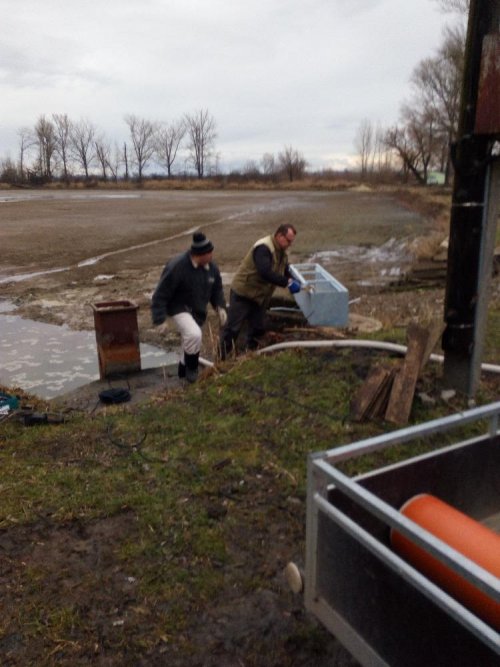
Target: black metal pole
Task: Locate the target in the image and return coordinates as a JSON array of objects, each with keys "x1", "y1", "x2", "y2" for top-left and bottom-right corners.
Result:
[{"x1": 442, "y1": 0, "x2": 500, "y2": 395}]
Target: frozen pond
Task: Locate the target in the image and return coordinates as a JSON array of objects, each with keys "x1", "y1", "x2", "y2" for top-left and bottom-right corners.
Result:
[
  {"x1": 309, "y1": 237, "x2": 414, "y2": 287},
  {"x1": 0, "y1": 304, "x2": 176, "y2": 399}
]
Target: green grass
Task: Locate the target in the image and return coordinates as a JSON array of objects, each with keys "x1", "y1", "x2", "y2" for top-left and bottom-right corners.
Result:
[
  {"x1": 484, "y1": 308, "x2": 500, "y2": 362},
  {"x1": 2, "y1": 345, "x2": 496, "y2": 526},
  {"x1": 0, "y1": 346, "x2": 498, "y2": 664}
]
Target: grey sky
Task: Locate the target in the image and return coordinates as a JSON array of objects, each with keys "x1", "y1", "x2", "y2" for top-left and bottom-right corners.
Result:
[{"x1": 0, "y1": 0, "x2": 456, "y2": 172}]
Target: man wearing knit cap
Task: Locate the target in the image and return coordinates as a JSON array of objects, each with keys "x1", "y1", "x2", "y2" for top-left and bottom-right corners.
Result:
[{"x1": 151, "y1": 231, "x2": 227, "y2": 383}]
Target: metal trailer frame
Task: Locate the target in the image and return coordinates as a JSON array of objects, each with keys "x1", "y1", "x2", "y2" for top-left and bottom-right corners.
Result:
[
  {"x1": 305, "y1": 402, "x2": 500, "y2": 666},
  {"x1": 289, "y1": 263, "x2": 349, "y2": 327}
]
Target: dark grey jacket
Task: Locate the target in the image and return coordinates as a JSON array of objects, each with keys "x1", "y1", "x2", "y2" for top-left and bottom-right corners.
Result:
[{"x1": 151, "y1": 251, "x2": 225, "y2": 326}]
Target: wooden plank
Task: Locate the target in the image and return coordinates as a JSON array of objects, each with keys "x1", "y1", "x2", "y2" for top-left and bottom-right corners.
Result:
[
  {"x1": 351, "y1": 366, "x2": 393, "y2": 422},
  {"x1": 367, "y1": 367, "x2": 398, "y2": 419},
  {"x1": 385, "y1": 323, "x2": 430, "y2": 425},
  {"x1": 420, "y1": 318, "x2": 445, "y2": 373}
]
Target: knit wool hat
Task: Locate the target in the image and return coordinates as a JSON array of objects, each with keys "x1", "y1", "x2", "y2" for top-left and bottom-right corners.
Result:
[{"x1": 191, "y1": 232, "x2": 214, "y2": 255}]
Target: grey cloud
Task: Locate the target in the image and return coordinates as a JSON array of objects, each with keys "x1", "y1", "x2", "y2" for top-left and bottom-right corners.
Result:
[{"x1": 0, "y1": 0, "x2": 453, "y2": 170}]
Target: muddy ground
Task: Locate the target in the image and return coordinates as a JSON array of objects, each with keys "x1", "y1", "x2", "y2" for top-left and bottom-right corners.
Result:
[
  {"x1": 0, "y1": 186, "x2": 462, "y2": 352},
  {"x1": 1, "y1": 185, "x2": 498, "y2": 666}
]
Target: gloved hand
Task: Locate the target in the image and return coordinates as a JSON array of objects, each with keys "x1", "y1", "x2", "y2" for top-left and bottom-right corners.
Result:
[
  {"x1": 217, "y1": 307, "x2": 228, "y2": 327},
  {"x1": 288, "y1": 279, "x2": 301, "y2": 295}
]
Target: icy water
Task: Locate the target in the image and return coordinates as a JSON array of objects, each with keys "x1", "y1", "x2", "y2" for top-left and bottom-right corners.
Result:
[
  {"x1": 309, "y1": 237, "x2": 413, "y2": 287},
  {"x1": 0, "y1": 304, "x2": 176, "y2": 399}
]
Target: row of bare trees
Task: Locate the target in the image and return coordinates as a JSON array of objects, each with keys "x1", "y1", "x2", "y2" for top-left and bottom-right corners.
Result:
[
  {"x1": 5, "y1": 109, "x2": 217, "y2": 183},
  {"x1": 3, "y1": 109, "x2": 309, "y2": 184},
  {"x1": 355, "y1": 0, "x2": 468, "y2": 185},
  {"x1": 124, "y1": 110, "x2": 217, "y2": 180},
  {"x1": 239, "y1": 146, "x2": 308, "y2": 182}
]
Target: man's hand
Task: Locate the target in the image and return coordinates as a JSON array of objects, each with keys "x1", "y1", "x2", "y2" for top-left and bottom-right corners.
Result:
[
  {"x1": 156, "y1": 320, "x2": 169, "y2": 334},
  {"x1": 217, "y1": 307, "x2": 228, "y2": 327},
  {"x1": 288, "y1": 279, "x2": 301, "y2": 295}
]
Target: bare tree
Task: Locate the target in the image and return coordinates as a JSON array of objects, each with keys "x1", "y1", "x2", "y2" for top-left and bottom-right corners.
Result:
[
  {"x1": 384, "y1": 126, "x2": 424, "y2": 183},
  {"x1": 373, "y1": 123, "x2": 394, "y2": 175},
  {"x1": 52, "y1": 113, "x2": 72, "y2": 182},
  {"x1": 122, "y1": 142, "x2": 129, "y2": 180},
  {"x1": 94, "y1": 135, "x2": 111, "y2": 180},
  {"x1": 403, "y1": 105, "x2": 441, "y2": 183},
  {"x1": 278, "y1": 145, "x2": 307, "y2": 182},
  {"x1": 184, "y1": 109, "x2": 217, "y2": 178},
  {"x1": 261, "y1": 153, "x2": 277, "y2": 179},
  {"x1": 208, "y1": 152, "x2": 221, "y2": 177},
  {"x1": 34, "y1": 115, "x2": 57, "y2": 179},
  {"x1": 70, "y1": 119, "x2": 96, "y2": 178},
  {"x1": 242, "y1": 160, "x2": 260, "y2": 179},
  {"x1": 124, "y1": 114, "x2": 158, "y2": 181},
  {"x1": 377, "y1": 0, "x2": 467, "y2": 185},
  {"x1": 156, "y1": 119, "x2": 185, "y2": 178},
  {"x1": 106, "y1": 143, "x2": 122, "y2": 182},
  {"x1": 355, "y1": 119, "x2": 374, "y2": 179},
  {"x1": 410, "y1": 26, "x2": 465, "y2": 182},
  {"x1": 16, "y1": 127, "x2": 35, "y2": 181},
  {"x1": 0, "y1": 157, "x2": 18, "y2": 182}
]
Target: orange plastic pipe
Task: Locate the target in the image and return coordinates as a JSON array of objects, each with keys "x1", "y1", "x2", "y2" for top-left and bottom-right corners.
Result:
[{"x1": 391, "y1": 493, "x2": 500, "y2": 630}]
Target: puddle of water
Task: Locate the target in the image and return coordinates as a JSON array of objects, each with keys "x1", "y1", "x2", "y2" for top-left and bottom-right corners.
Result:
[
  {"x1": 309, "y1": 238, "x2": 413, "y2": 288},
  {"x1": 0, "y1": 310, "x2": 176, "y2": 400},
  {"x1": 0, "y1": 301, "x2": 17, "y2": 313}
]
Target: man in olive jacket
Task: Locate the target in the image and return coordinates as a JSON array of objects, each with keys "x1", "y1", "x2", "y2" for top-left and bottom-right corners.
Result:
[
  {"x1": 152, "y1": 232, "x2": 227, "y2": 382},
  {"x1": 219, "y1": 223, "x2": 300, "y2": 358}
]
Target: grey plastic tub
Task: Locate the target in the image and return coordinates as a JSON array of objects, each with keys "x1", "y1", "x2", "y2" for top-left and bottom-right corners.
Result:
[{"x1": 289, "y1": 263, "x2": 349, "y2": 327}]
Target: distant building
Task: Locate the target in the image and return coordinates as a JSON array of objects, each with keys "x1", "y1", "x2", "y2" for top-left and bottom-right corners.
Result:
[{"x1": 427, "y1": 171, "x2": 446, "y2": 186}]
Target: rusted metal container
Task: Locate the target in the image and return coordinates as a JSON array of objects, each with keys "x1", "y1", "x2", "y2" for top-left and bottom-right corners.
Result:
[{"x1": 91, "y1": 300, "x2": 141, "y2": 379}]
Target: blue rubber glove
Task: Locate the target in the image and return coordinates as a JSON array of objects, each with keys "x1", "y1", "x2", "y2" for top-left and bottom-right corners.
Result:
[{"x1": 288, "y1": 279, "x2": 301, "y2": 294}]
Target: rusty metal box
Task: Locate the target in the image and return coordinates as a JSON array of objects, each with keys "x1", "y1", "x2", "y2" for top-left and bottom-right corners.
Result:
[{"x1": 91, "y1": 300, "x2": 141, "y2": 379}]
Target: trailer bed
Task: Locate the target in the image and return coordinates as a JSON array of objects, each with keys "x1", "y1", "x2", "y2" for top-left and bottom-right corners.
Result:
[{"x1": 305, "y1": 402, "x2": 500, "y2": 666}]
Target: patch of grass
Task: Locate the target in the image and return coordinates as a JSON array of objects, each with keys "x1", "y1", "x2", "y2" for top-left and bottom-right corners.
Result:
[
  {"x1": 0, "y1": 347, "x2": 498, "y2": 665},
  {"x1": 485, "y1": 308, "x2": 500, "y2": 363}
]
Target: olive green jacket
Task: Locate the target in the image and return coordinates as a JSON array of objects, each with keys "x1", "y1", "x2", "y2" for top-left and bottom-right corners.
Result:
[{"x1": 231, "y1": 235, "x2": 289, "y2": 306}]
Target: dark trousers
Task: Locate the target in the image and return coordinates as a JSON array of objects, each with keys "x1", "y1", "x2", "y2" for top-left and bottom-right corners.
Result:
[{"x1": 219, "y1": 290, "x2": 266, "y2": 358}]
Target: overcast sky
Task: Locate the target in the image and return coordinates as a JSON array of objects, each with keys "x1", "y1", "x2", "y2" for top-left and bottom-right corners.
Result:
[{"x1": 0, "y1": 0, "x2": 458, "y2": 173}]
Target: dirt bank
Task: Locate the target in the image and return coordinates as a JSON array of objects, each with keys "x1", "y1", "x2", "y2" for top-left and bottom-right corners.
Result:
[{"x1": 1, "y1": 186, "x2": 499, "y2": 667}]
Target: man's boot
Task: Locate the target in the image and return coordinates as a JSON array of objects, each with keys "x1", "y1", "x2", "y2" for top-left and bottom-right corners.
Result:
[
  {"x1": 184, "y1": 352, "x2": 199, "y2": 383},
  {"x1": 178, "y1": 361, "x2": 186, "y2": 379},
  {"x1": 218, "y1": 338, "x2": 230, "y2": 361},
  {"x1": 219, "y1": 332, "x2": 235, "y2": 361}
]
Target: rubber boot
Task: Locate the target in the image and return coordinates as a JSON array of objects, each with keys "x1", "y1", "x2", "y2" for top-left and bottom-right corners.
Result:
[
  {"x1": 219, "y1": 332, "x2": 235, "y2": 361},
  {"x1": 218, "y1": 338, "x2": 230, "y2": 361},
  {"x1": 184, "y1": 352, "x2": 199, "y2": 383},
  {"x1": 178, "y1": 362, "x2": 186, "y2": 379}
]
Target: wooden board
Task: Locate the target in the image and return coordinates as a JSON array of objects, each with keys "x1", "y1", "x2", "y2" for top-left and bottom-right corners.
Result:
[
  {"x1": 420, "y1": 318, "x2": 445, "y2": 373},
  {"x1": 385, "y1": 323, "x2": 430, "y2": 425},
  {"x1": 351, "y1": 366, "x2": 394, "y2": 422}
]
